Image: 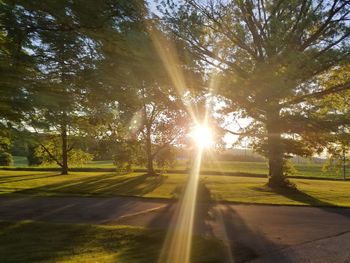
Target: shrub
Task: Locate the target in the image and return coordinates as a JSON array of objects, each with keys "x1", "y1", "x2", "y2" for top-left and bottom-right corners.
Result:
[
  {"x1": 27, "y1": 145, "x2": 43, "y2": 166},
  {"x1": 0, "y1": 152, "x2": 13, "y2": 166}
]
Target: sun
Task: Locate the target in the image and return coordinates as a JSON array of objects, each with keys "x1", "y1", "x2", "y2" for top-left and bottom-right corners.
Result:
[{"x1": 190, "y1": 124, "x2": 214, "y2": 148}]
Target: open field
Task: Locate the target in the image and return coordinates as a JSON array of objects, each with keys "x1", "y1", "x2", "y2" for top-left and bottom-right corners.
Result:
[
  {"x1": 0, "y1": 221, "x2": 222, "y2": 263},
  {"x1": 1, "y1": 170, "x2": 349, "y2": 207},
  {"x1": 7, "y1": 156, "x2": 349, "y2": 179}
]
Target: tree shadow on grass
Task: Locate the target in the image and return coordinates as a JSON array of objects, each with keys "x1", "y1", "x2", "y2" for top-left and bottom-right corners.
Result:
[
  {"x1": 0, "y1": 173, "x2": 61, "y2": 185},
  {"x1": 0, "y1": 220, "x2": 160, "y2": 263},
  {"x1": 0, "y1": 220, "x2": 223, "y2": 263},
  {"x1": 252, "y1": 185, "x2": 350, "y2": 218},
  {"x1": 13, "y1": 173, "x2": 166, "y2": 197}
]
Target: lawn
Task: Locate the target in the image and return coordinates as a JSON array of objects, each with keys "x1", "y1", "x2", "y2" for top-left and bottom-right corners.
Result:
[
  {"x1": 6, "y1": 156, "x2": 348, "y2": 179},
  {"x1": 0, "y1": 221, "x2": 222, "y2": 263},
  {"x1": 0, "y1": 171, "x2": 185, "y2": 198},
  {"x1": 202, "y1": 175, "x2": 350, "y2": 207},
  {"x1": 0, "y1": 170, "x2": 350, "y2": 207}
]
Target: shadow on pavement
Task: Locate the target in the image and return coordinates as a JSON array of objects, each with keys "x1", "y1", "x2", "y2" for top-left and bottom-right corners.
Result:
[{"x1": 146, "y1": 181, "x2": 290, "y2": 263}]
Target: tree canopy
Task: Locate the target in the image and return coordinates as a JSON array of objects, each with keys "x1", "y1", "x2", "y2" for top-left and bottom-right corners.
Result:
[{"x1": 159, "y1": 0, "x2": 350, "y2": 187}]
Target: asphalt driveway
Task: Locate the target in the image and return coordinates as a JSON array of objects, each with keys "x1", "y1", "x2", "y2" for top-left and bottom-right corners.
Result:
[{"x1": 0, "y1": 196, "x2": 349, "y2": 262}]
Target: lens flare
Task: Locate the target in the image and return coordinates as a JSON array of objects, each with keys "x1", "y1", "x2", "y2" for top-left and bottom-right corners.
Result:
[
  {"x1": 147, "y1": 22, "x2": 218, "y2": 263},
  {"x1": 190, "y1": 124, "x2": 214, "y2": 148},
  {"x1": 158, "y1": 146, "x2": 203, "y2": 263}
]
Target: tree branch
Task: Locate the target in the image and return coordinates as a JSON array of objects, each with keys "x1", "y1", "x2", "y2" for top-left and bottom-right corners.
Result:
[
  {"x1": 39, "y1": 143, "x2": 63, "y2": 168},
  {"x1": 283, "y1": 82, "x2": 350, "y2": 106}
]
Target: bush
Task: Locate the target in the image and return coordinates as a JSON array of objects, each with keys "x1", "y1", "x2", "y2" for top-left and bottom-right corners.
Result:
[
  {"x1": 35, "y1": 138, "x2": 94, "y2": 167},
  {"x1": 154, "y1": 146, "x2": 177, "y2": 172},
  {"x1": 27, "y1": 145, "x2": 43, "y2": 166},
  {"x1": 283, "y1": 159, "x2": 297, "y2": 176},
  {"x1": 0, "y1": 152, "x2": 13, "y2": 166},
  {"x1": 113, "y1": 148, "x2": 134, "y2": 173}
]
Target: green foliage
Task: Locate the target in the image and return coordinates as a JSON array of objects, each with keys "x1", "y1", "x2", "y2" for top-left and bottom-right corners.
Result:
[
  {"x1": 154, "y1": 146, "x2": 177, "y2": 171},
  {"x1": 323, "y1": 154, "x2": 349, "y2": 178},
  {"x1": 27, "y1": 145, "x2": 43, "y2": 166},
  {"x1": 283, "y1": 159, "x2": 297, "y2": 177},
  {"x1": 0, "y1": 152, "x2": 13, "y2": 166},
  {"x1": 0, "y1": 127, "x2": 11, "y2": 153},
  {"x1": 0, "y1": 0, "x2": 149, "y2": 173},
  {"x1": 36, "y1": 137, "x2": 93, "y2": 167},
  {"x1": 322, "y1": 125, "x2": 350, "y2": 178},
  {"x1": 161, "y1": 0, "x2": 350, "y2": 184},
  {"x1": 112, "y1": 141, "x2": 138, "y2": 173}
]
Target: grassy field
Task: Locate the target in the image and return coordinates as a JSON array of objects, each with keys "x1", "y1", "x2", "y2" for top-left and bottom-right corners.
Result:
[
  {"x1": 7, "y1": 156, "x2": 348, "y2": 179},
  {"x1": 0, "y1": 221, "x2": 222, "y2": 263},
  {"x1": 202, "y1": 175, "x2": 350, "y2": 207},
  {"x1": 0, "y1": 171, "x2": 183, "y2": 198},
  {"x1": 1, "y1": 170, "x2": 350, "y2": 207}
]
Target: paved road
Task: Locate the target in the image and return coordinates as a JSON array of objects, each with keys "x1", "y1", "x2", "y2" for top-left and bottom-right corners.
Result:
[{"x1": 0, "y1": 196, "x2": 350, "y2": 262}]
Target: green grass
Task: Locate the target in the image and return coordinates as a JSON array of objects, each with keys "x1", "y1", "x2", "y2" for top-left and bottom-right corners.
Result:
[
  {"x1": 202, "y1": 175, "x2": 350, "y2": 207},
  {"x1": 0, "y1": 171, "x2": 186, "y2": 198},
  {"x1": 1, "y1": 170, "x2": 350, "y2": 207},
  {"x1": 7, "y1": 156, "x2": 347, "y2": 179},
  {"x1": 0, "y1": 221, "x2": 223, "y2": 263}
]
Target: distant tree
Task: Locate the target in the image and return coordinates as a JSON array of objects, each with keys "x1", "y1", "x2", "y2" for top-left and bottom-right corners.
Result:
[
  {"x1": 135, "y1": 85, "x2": 189, "y2": 175},
  {"x1": 0, "y1": 126, "x2": 13, "y2": 166},
  {"x1": 27, "y1": 145, "x2": 43, "y2": 166},
  {"x1": 323, "y1": 125, "x2": 350, "y2": 179},
  {"x1": 155, "y1": 145, "x2": 177, "y2": 172},
  {"x1": 0, "y1": 128, "x2": 11, "y2": 154},
  {"x1": 35, "y1": 136, "x2": 93, "y2": 167},
  {"x1": 161, "y1": 0, "x2": 350, "y2": 188},
  {"x1": 112, "y1": 140, "x2": 141, "y2": 173},
  {"x1": 0, "y1": 152, "x2": 13, "y2": 166}
]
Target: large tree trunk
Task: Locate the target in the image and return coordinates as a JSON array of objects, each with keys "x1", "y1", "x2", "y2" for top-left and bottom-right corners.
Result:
[
  {"x1": 145, "y1": 128, "x2": 155, "y2": 176},
  {"x1": 61, "y1": 122, "x2": 68, "y2": 175},
  {"x1": 266, "y1": 109, "x2": 286, "y2": 188}
]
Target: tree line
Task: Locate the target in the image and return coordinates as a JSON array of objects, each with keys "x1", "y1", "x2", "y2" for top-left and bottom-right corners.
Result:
[{"x1": 1, "y1": 0, "x2": 349, "y2": 188}]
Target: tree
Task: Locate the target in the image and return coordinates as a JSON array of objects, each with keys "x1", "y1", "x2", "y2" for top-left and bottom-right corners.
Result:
[
  {"x1": 323, "y1": 135, "x2": 350, "y2": 180},
  {"x1": 161, "y1": 0, "x2": 350, "y2": 187},
  {"x1": 0, "y1": 2, "x2": 39, "y2": 122},
  {"x1": 0, "y1": 152, "x2": 13, "y2": 166},
  {"x1": 1, "y1": 0, "x2": 147, "y2": 174},
  {"x1": 27, "y1": 144, "x2": 43, "y2": 166},
  {"x1": 35, "y1": 136, "x2": 93, "y2": 167},
  {"x1": 154, "y1": 145, "x2": 177, "y2": 172},
  {"x1": 136, "y1": 85, "x2": 189, "y2": 175},
  {"x1": 87, "y1": 17, "x2": 201, "y2": 175}
]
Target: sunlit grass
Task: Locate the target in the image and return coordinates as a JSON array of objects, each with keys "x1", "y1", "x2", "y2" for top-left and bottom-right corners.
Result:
[
  {"x1": 0, "y1": 221, "x2": 222, "y2": 263},
  {"x1": 203, "y1": 175, "x2": 350, "y2": 207},
  {"x1": 6, "y1": 157, "x2": 345, "y2": 179},
  {"x1": 1, "y1": 170, "x2": 350, "y2": 207},
  {"x1": 0, "y1": 171, "x2": 186, "y2": 198}
]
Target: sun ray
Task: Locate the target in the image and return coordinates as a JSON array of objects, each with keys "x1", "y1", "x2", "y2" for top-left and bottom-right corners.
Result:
[
  {"x1": 158, "y1": 145, "x2": 204, "y2": 263},
  {"x1": 147, "y1": 26, "x2": 197, "y2": 123},
  {"x1": 190, "y1": 124, "x2": 214, "y2": 149},
  {"x1": 147, "y1": 21, "x2": 221, "y2": 263}
]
